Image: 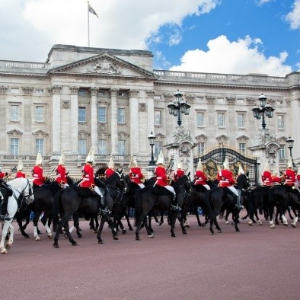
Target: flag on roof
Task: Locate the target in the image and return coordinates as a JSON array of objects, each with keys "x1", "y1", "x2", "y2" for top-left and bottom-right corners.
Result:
[{"x1": 88, "y1": 3, "x2": 98, "y2": 18}]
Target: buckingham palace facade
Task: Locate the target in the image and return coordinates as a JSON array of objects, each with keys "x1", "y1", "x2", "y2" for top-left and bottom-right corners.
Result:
[{"x1": 0, "y1": 44, "x2": 299, "y2": 177}]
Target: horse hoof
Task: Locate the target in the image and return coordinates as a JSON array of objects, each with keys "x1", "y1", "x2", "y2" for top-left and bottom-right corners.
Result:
[
  {"x1": 270, "y1": 224, "x2": 275, "y2": 229},
  {"x1": 182, "y1": 231, "x2": 187, "y2": 234},
  {"x1": 291, "y1": 223, "x2": 296, "y2": 228},
  {"x1": 122, "y1": 230, "x2": 126, "y2": 234},
  {"x1": 53, "y1": 244, "x2": 59, "y2": 248},
  {"x1": 98, "y1": 240, "x2": 104, "y2": 244},
  {"x1": 5, "y1": 243, "x2": 12, "y2": 250},
  {"x1": 248, "y1": 221, "x2": 253, "y2": 226},
  {"x1": 148, "y1": 234, "x2": 154, "y2": 238},
  {"x1": 47, "y1": 234, "x2": 53, "y2": 239},
  {"x1": 258, "y1": 220, "x2": 263, "y2": 225},
  {"x1": 129, "y1": 227, "x2": 134, "y2": 231},
  {"x1": 225, "y1": 221, "x2": 229, "y2": 224},
  {"x1": 1, "y1": 249, "x2": 8, "y2": 254},
  {"x1": 113, "y1": 236, "x2": 118, "y2": 240},
  {"x1": 35, "y1": 236, "x2": 41, "y2": 241},
  {"x1": 72, "y1": 242, "x2": 78, "y2": 246},
  {"x1": 283, "y1": 223, "x2": 288, "y2": 227},
  {"x1": 135, "y1": 237, "x2": 140, "y2": 241}
]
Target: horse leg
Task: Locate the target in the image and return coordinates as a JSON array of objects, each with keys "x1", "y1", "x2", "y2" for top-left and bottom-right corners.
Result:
[
  {"x1": 42, "y1": 212, "x2": 53, "y2": 239},
  {"x1": 169, "y1": 210, "x2": 178, "y2": 237},
  {"x1": 53, "y1": 215, "x2": 77, "y2": 248},
  {"x1": 16, "y1": 215, "x2": 30, "y2": 238},
  {"x1": 33, "y1": 212, "x2": 42, "y2": 241},
  {"x1": 195, "y1": 208, "x2": 202, "y2": 227},
  {"x1": 73, "y1": 214, "x2": 82, "y2": 238},
  {"x1": 291, "y1": 209, "x2": 298, "y2": 228},
  {"x1": 232, "y1": 209, "x2": 240, "y2": 232},
  {"x1": 0, "y1": 221, "x2": 13, "y2": 253},
  {"x1": 124, "y1": 210, "x2": 133, "y2": 232}
]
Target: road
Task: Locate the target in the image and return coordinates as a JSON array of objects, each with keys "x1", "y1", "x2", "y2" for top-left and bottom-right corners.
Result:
[{"x1": 1, "y1": 215, "x2": 300, "y2": 300}]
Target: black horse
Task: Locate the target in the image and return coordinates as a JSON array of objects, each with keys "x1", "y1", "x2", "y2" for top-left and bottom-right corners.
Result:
[
  {"x1": 205, "y1": 185, "x2": 245, "y2": 234},
  {"x1": 32, "y1": 177, "x2": 74, "y2": 241},
  {"x1": 134, "y1": 175, "x2": 190, "y2": 240},
  {"x1": 268, "y1": 184, "x2": 300, "y2": 228},
  {"x1": 52, "y1": 179, "x2": 117, "y2": 248}
]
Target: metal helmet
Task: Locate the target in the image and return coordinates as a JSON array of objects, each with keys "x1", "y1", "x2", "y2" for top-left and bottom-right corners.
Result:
[
  {"x1": 85, "y1": 148, "x2": 94, "y2": 163},
  {"x1": 156, "y1": 151, "x2": 165, "y2": 165},
  {"x1": 108, "y1": 155, "x2": 114, "y2": 168},
  {"x1": 177, "y1": 161, "x2": 183, "y2": 169},
  {"x1": 238, "y1": 164, "x2": 245, "y2": 175},
  {"x1": 36, "y1": 152, "x2": 43, "y2": 165},
  {"x1": 223, "y1": 157, "x2": 229, "y2": 170},
  {"x1": 59, "y1": 151, "x2": 65, "y2": 165},
  {"x1": 17, "y1": 159, "x2": 23, "y2": 171},
  {"x1": 129, "y1": 155, "x2": 137, "y2": 168},
  {"x1": 196, "y1": 159, "x2": 203, "y2": 171}
]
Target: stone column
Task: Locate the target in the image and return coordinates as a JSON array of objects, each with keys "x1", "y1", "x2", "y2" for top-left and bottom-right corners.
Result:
[
  {"x1": 129, "y1": 90, "x2": 139, "y2": 155},
  {"x1": 110, "y1": 88, "x2": 118, "y2": 155},
  {"x1": 70, "y1": 86, "x2": 79, "y2": 154},
  {"x1": 289, "y1": 96, "x2": 300, "y2": 161},
  {"x1": 90, "y1": 87, "x2": 98, "y2": 152},
  {"x1": 50, "y1": 86, "x2": 62, "y2": 154},
  {"x1": 146, "y1": 90, "x2": 155, "y2": 134}
]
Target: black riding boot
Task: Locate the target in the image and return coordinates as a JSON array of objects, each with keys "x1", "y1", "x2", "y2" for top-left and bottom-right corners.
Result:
[
  {"x1": 0, "y1": 197, "x2": 8, "y2": 216},
  {"x1": 236, "y1": 191, "x2": 243, "y2": 210}
]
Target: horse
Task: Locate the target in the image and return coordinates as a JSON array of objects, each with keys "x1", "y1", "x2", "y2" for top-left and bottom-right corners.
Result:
[
  {"x1": 32, "y1": 177, "x2": 74, "y2": 241},
  {"x1": 134, "y1": 175, "x2": 190, "y2": 240},
  {"x1": 205, "y1": 185, "x2": 245, "y2": 234},
  {"x1": 52, "y1": 177, "x2": 118, "y2": 248},
  {"x1": 268, "y1": 184, "x2": 300, "y2": 228},
  {"x1": 0, "y1": 178, "x2": 34, "y2": 254}
]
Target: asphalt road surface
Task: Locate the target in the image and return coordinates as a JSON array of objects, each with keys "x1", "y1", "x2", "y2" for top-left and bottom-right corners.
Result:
[{"x1": 1, "y1": 214, "x2": 300, "y2": 300}]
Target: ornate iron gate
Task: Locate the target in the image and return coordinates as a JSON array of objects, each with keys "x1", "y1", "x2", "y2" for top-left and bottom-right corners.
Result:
[{"x1": 195, "y1": 147, "x2": 259, "y2": 185}]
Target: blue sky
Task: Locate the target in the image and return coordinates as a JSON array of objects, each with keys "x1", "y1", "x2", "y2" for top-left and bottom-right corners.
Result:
[{"x1": 0, "y1": 0, "x2": 299, "y2": 76}]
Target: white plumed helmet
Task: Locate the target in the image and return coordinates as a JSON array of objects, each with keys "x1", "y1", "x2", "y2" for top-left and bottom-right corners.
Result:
[
  {"x1": 178, "y1": 161, "x2": 183, "y2": 169},
  {"x1": 17, "y1": 159, "x2": 23, "y2": 171},
  {"x1": 223, "y1": 157, "x2": 229, "y2": 169},
  {"x1": 108, "y1": 155, "x2": 114, "y2": 168},
  {"x1": 238, "y1": 164, "x2": 245, "y2": 175},
  {"x1": 297, "y1": 166, "x2": 300, "y2": 175},
  {"x1": 36, "y1": 152, "x2": 43, "y2": 165},
  {"x1": 156, "y1": 151, "x2": 165, "y2": 165},
  {"x1": 196, "y1": 159, "x2": 203, "y2": 171},
  {"x1": 129, "y1": 155, "x2": 137, "y2": 168},
  {"x1": 59, "y1": 151, "x2": 65, "y2": 165},
  {"x1": 85, "y1": 148, "x2": 94, "y2": 163}
]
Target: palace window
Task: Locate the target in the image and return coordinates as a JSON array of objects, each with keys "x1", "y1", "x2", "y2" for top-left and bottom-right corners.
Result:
[
  {"x1": 154, "y1": 110, "x2": 161, "y2": 126},
  {"x1": 277, "y1": 115, "x2": 285, "y2": 129},
  {"x1": 98, "y1": 139, "x2": 107, "y2": 155},
  {"x1": 198, "y1": 142, "x2": 205, "y2": 156},
  {"x1": 118, "y1": 140, "x2": 126, "y2": 155},
  {"x1": 78, "y1": 139, "x2": 87, "y2": 155},
  {"x1": 237, "y1": 113, "x2": 245, "y2": 128},
  {"x1": 117, "y1": 108, "x2": 125, "y2": 124},
  {"x1": 35, "y1": 139, "x2": 44, "y2": 155},
  {"x1": 10, "y1": 104, "x2": 20, "y2": 122},
  {"x1": 154, "y1": 141, "x2": 163, "y2": 159},
  {"x1": 239, "y1": 143, "x2": 246, "y2": 155},
  {"x1": 35, "y1": 106, "x2": 44, "y2": 122},
  {"x1": 78, "y1": 107, "x2": 86, "y2": 122},
  {"x1": 217, "y1": 113, "x2": 225, "y2": 128},
  {"x1": 98, "y1": 107, "x2": 106, "y2": 123},
  {"x1": 279, "y1": 147, "x2": 286, "y2": 160},
  {"x1": 197, "y1": 112, "x2": 204, "y2": 127},
  {"x1": 10, "y1": 138, "x2": 19, "y2": 155}
]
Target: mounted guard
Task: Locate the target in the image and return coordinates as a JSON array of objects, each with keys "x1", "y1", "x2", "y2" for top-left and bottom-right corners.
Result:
[
  {"x1": 15, "y1": 159, "x2": 26, "y2": 178},
  {"x1": 194, "y1": 159, "x2": 210, "y2": 191},
  {"x1": 129, "y1": 156, "x2": 145, "y2": 188},
  {"x1": 105, "y1": 155, "x2": 115, "y2": 179},
  {"x1": 173, "y1": 161, "x2": 185, "y2": 183},
  {"x1": 32, "y1": 152, "x2": 46, "y2": 188},
  {"x1": 55, "y1": 151, "x2": 68, "y2": 188}
]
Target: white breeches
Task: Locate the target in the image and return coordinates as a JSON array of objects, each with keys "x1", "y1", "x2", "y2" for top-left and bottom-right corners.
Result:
[
  {"x1": 227, "y1": 186, "x2": 238, "y2": 197},
  {"x1": 164, "y1": 186, "x2": 176, "y2": 195}
]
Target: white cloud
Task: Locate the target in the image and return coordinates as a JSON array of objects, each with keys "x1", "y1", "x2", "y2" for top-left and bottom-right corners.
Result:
[
  {"x1": 170, "y1": 35, "x2": 292, "y2": 76},
  {"x1": 256, "y1": 0, "x2": 274, "y2": 6},
  {"x1": 285, "y1": 0, "x2": 300, "y2": 29},
  {"x1": 0, "y1": 0, "x2": 219, "y2": 61}
]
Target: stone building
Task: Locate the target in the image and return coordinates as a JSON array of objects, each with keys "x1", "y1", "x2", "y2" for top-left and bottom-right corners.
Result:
[{"x1": 0, "y1": 44, "x2": 299, "y2": 179}]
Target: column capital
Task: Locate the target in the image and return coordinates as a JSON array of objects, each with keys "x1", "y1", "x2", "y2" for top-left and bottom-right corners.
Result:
[
  {"x1": 110, "y1": 88, "x2": 118, "y2": 97},
  {"x1": 70, "y1": 86, "x2": 79, "y2": 95},
  {"x1": 22, "y1": 87, "x2": 34, "y2": 95},
  {"x1": 49, "y1": 86, "x2": 62, "y2": 95},
  {"x1": 90, "y1": 87, "x2": 98, "y2": 96},
  {"x1": 0, "y1": 86, "x2": 8, "y2": 94},
  {"x1": 146, "y1": 90, "x2": 155, "y2": 97},
  {"x1": 129, "y1": 89, "x2": 139, "y2": 98}
]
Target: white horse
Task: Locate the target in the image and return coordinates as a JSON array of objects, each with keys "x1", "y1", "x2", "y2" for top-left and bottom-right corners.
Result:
[{"x1": 0, "y1": 178, "x2": 34, "y2": 254}]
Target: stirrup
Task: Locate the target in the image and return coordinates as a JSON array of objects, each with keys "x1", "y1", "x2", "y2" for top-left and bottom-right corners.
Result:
[
  {"x1": 0, "y1": 215, "x2": 12, "y2": 221},
  {"x1": 100, "y1": 207, "x2": 110, "y2": 215},
  {"x1": 235, "y1": 204, "x2": 244, "y2": 210},
  {"x1": 171, "y1": 204, "x2": 181, "y2": 211}
]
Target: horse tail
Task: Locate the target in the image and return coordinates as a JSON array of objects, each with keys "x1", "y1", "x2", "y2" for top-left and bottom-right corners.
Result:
[
  {"x1": 204, "y1": 189, "x2": 215, "y2": 219},
  {"x1": 52, "y1": 189, "x2": 64, "y2": 232}
]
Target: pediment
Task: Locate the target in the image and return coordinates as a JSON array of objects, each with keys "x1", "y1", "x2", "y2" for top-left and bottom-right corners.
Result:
[
  {"x1": 48, "y1": 53, "x2": 156, "y2": 79},
  {"x1": 7, "y1": 129, "x2": 23, "y2": 135}
]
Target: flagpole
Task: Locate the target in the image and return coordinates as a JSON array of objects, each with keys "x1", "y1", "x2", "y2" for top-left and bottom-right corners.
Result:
[{"x1": 87, "y1": 1, "x2": 90, "y2": 47}]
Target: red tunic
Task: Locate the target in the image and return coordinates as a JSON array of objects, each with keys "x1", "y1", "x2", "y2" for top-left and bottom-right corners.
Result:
[
  {"x1": 129, "y1": 167, "x2": 144, "y2": 184},
  {"x1": 80, "y1": 163, "x2": 94, "y2": 188},
  {"x1": 297, "y1": 174, "x2": 300, "y2": 181},
  {"x1": 55, "y1": 164, "x2": 67, "y2": 184},
  {"x1": 0, "y1": 172, "x2": 6, "y2": 179},
  {"x1": 284, "y1": 168, "x2": 296, "y2": 186},
  {"x1": 173, "y1": 169, "x2": 185, "y2": 182},
  {"x1": 32, "y1": 165, "x2": 45, "y2": 186},
  {"x1": 15, "y1": 171, "x2": 26, "y2": 178},
  {"x1": 105, "y1": 168, "x2": 115, "y2": 179},
  {"x1": 154, "y1": 165, "x2": 168, "y2": 186},
  {"x1": 194, "y1": 170, "x2": 208, "y2": 185},
  {"x1": 217, "y1": 169, "x2": 235, "y2": 187},
  {"x1": 262, "y1": 170, "x2": 272, "y2": 186},
  {"x1": 272, "y1": 175, "x2": 281, "y2": 184}
]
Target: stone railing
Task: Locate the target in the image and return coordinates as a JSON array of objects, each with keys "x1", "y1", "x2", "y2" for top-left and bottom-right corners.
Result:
[{"x1": 0, "y1": 60, "x2": 51, "y2": 70}]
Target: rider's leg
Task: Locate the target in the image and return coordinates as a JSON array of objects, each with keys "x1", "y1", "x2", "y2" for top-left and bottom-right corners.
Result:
[
  {"x1": 94, "y1": 186, "x2": 104, "y2": 206},
  {"x1": 227, "y1": 186, "x2": 243, "y2": 209}
]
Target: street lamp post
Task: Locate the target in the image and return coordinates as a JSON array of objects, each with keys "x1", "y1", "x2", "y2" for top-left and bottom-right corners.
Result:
[
  {"x1": 148, "y1": 131, "x2": 156, "y2": 166},
  {"x1": 252, "y1": 94, "x2": 275, "y2": 130},
  {"x1": 167, "y1": 90, "x2": 191, "y2": 126},
  {"x1": 286, "y1": 136, "x2": 295, "y2": 168}
]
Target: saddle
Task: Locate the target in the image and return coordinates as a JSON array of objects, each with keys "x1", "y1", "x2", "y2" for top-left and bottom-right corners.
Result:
[
  {"x1": 192, "y1": 184, "x2": 207, "y2": 193},
  {"x1": 73, "y1": 185, "x2": 99, "y2": 198},
  {"x1": 151, "y1": 185, "x2": 173, "y2": 197}
]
